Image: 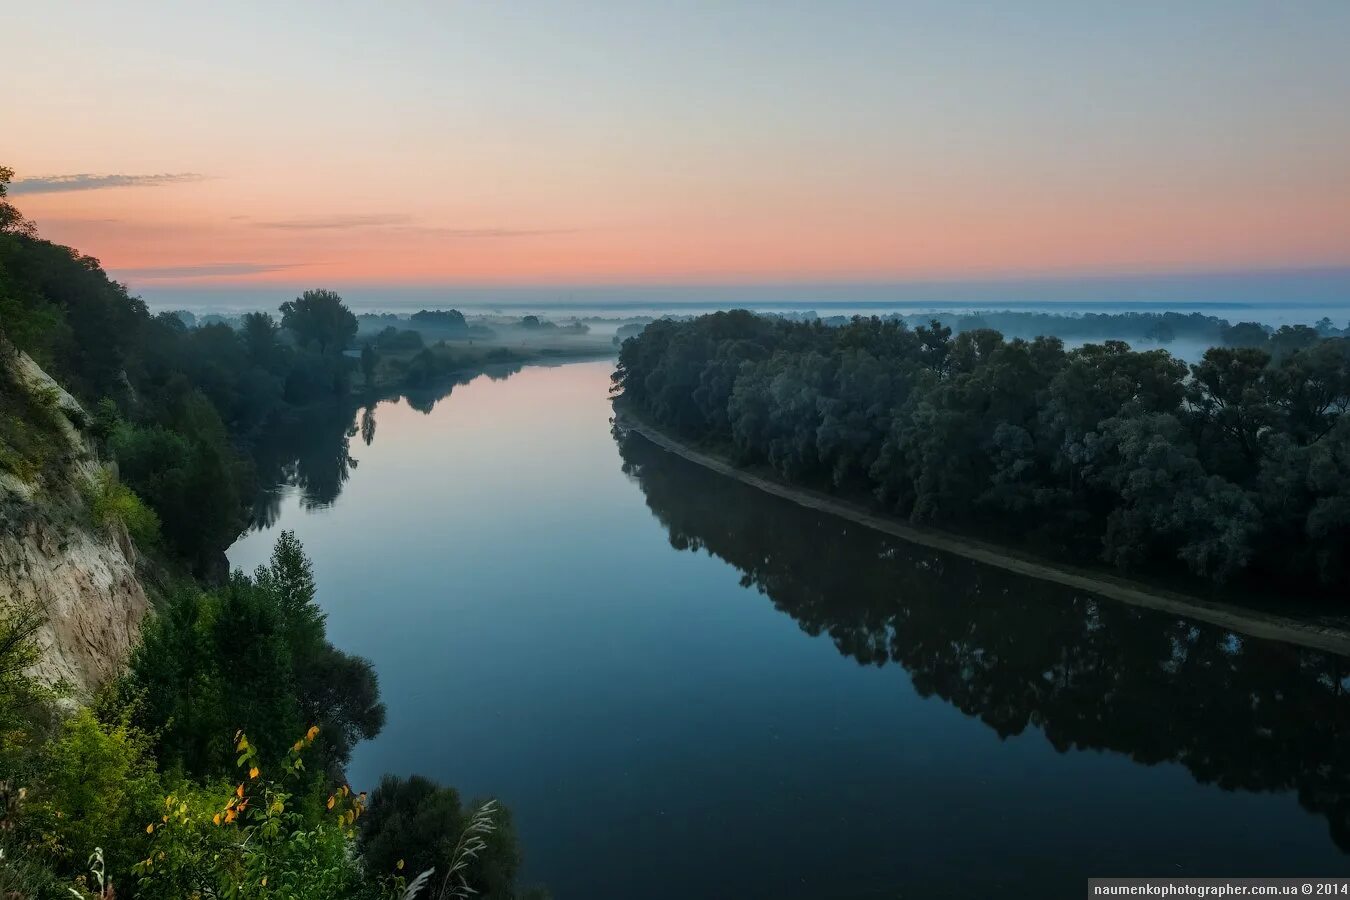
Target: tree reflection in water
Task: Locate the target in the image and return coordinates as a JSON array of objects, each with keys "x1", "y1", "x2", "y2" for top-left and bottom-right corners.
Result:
[
  {"x1": 247, "y1": 363, "x2": 523, "y2": 529},
  {"x1": 614, "y1": 423, "x2": 1350, "y2": 852}
]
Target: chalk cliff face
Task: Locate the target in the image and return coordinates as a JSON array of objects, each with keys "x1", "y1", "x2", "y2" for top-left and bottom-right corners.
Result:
[{"x1": 0, "y1": 348, "x2": 149, "y2": 695}]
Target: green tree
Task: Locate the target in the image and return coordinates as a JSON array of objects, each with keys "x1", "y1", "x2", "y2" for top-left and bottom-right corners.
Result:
[
  {"x1": 242, "y1": 310, "x2": 282, "y2": 370},
  {"x1": 0, "y1": 166, "x2": 35, "y2": 236},
  {"x1": 279, "y1": 289, "x2": 357, "y2": 355},
  {"x1": 1220, "y1": 321, "x2": 1269, "y2": 348},
  {"x1": 361, "y1": 342, "x2": 378, "y2": 387},
  {"x1": 23, "y1": 706, "x2": 163, "y2": 884},
  {"x1": 360, "y1": 774, "x2": 523, "y2": 898},
  {"x1": 127, "y1": 534, "x2": 383, "y2": 778}
]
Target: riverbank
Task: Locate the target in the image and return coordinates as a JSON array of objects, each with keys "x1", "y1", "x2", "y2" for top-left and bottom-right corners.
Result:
[{"x1": 614, "y1": 406, "x2": 1350, "y2": 657}]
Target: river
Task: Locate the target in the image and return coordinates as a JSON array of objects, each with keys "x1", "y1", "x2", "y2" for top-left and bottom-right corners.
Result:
[{"x1": 228, "y1": 359, "x2": 1350, "y2": 899}]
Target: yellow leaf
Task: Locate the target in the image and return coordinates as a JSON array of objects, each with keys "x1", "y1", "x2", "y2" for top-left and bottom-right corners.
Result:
[
  {"x1": 396, "y1": 859, "x2": 404, "y2": 871},
  {"x1": 326, "y1": 795, "x2": 335, "y2": 810},
  {"x1": 145, "y1": 823, "x2": 154, "y2": 834},
  {"x1": 249, "y1": 767, "x2": 259, "y2": 780},
  {"x1": 236, "y1": 784, "x2": 245, "y2": 799},
  {"x1": 261, "y1": 877, "x2": 267, "y2": 887},
  {"x1": 212, "y1": 814, "x2": 221, "y2": 826},
  {"x1": 306, "y1": 725, "x2": 320, "y2": 741}
]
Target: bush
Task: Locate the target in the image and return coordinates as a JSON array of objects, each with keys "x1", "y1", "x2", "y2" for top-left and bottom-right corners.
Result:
[
  {"x1": 21, "y1": 706, "x2": 162, "y2": 886},
  {"x1": 131, "y1": 728, "x2": 370, "y2": 900},
  {"x1": 0, "y1": 603, "x2": 56, "y2": 751},
  {"x1": 85, "y1": 469, "x2": 161, "y2": 548},
  {"x1": 0, "y1": 374, "x2": 67, "y2": 484}
]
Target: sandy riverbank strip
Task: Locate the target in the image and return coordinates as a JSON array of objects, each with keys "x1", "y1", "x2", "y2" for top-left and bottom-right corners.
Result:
[{"x1": 615, "y1": 409, "x2": 1350, "y2": 658}]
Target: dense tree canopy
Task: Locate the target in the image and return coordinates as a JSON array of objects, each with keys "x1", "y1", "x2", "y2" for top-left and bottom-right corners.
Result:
[
  {"x1": 0, "y1": 178, "x2": 364, "y2": 571},
  {"x1": 125, "y1": 531, "x2": 385, "y2": 780},
  {"x1": 280, "y1": 288, "x2": 359, "y2": 355},
  {"x1": 615, "y1": 312, "x2": 1350, "y2": 592},
  {"x1": 409, "y1": 308, "x2": 467, "y2": 330}
]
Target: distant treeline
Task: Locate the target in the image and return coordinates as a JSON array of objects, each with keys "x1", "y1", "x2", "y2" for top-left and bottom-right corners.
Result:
[
  {"x1": 788, "y1": 309, "x2": 1348, "y2": 349},
  {"x1": 614, "y1": 311, "x2": 1350, "y2": 592}
]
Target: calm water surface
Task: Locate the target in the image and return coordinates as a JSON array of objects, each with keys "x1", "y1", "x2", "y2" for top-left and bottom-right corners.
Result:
[{"x1": 229, "y1": 360, "x2": 1350, "y2": 899}]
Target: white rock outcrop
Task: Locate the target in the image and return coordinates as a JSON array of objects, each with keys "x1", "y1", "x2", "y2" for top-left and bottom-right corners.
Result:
[{"x1": 0, "y1": 348, "x2": 149, "y2": 694}]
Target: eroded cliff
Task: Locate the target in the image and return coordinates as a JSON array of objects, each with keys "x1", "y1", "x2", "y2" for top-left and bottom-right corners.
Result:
[{"x1": 0, "y1": 345, "x2": 149, "y2": 694}]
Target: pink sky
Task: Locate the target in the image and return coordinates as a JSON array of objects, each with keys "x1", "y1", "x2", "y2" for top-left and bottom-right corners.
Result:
[{"x1": 9, "y1": 1, "x2": 1350, "y2": 288}]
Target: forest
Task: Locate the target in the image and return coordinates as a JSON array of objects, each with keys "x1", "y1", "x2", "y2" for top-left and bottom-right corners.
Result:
[
  {"x1": 614, "y1": 310, "x2": 1350, "y2": 593},
  {"x1": 0, "y1": 171, "x2": 539, "y2": 895}
]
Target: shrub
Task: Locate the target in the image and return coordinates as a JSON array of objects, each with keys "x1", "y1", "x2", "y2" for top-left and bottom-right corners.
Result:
[
  {"x1": 85, "y1": 469, "x2": 161, "y2": 548},
  {"x1": 21, "y1": 706, "x2": 162, "y2": 886},
  {"x1": 0, "y1": 602, "x2": 56, "y2": 742},
  {"x1": 132, "y1": 728, "x2": 369, "y2": 899},
  {"x1": 0, "y1": 374, "x2": 67, "y2": 483}
]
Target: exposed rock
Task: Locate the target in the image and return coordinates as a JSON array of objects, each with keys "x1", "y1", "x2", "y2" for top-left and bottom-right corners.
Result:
[
  {"x1": 0, "y1": 503, "x2": 148, "y2": 692},
  {"x1": 0, "y1": 348, "x2": 149, "y2": 695}
]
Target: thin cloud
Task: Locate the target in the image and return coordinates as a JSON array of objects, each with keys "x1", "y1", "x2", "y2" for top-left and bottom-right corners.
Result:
[
  {"x1": 256, "y1": 214, "x2": 414, "y2": 230},
  {"x1": 110, "y1": 262, "x2": 302, "y2": 279},
  {"x1": 11, "y1": 173, "x2": 210, "y2": 195},
  {"x1": 396, "y1": 225, "x2": 574, "y2": 238},
  {"x1": 251, "y1": 214, "x2": 570, "y2": 238}
]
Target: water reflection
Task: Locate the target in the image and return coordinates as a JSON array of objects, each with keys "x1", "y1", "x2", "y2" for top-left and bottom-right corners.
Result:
[
  {"x1": 614, "y1": 423, "x2": 1350, "y2": 852},
  {"x1": 247, "y1": 363, "x2": 523, "y2": 527}
]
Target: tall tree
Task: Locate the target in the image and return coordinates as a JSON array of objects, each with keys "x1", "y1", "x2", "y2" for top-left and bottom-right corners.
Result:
[
  {"x1": 360, "y1": 342, "x2": 378, "y2": 387},
  {"x1": 279, "y1": 289, "x2": 357, "y2": 355}
]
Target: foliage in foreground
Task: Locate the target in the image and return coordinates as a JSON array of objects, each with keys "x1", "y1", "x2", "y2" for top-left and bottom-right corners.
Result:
[{"x1": 0, "y1": 536, "x2": 535, "y2": 899}]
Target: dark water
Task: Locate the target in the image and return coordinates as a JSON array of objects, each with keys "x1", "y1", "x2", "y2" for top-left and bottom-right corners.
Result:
[{"x1": 229, "y1": 360, "x2": 1350, "y2": 899}]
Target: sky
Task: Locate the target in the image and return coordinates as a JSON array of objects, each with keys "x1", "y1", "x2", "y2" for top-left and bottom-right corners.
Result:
[{"x1": 6, "y1": 0, "x2": 1350, "y2": 298}]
